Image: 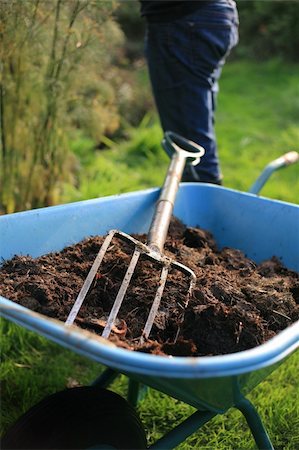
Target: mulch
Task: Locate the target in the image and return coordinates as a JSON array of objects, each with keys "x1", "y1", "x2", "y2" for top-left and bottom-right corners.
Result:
[{"x1": 1, "y1": 218, "x2": 298, "y2": 357}]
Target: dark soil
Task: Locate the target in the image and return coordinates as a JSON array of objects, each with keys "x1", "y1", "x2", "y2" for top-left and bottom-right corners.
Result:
[{"x1": 1, "y1": 218, "x2": 298, "y2": 357}]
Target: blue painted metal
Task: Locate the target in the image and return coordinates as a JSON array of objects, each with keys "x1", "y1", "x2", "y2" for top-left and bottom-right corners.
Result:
[
  {"x1": 127, "y1": 379, "x2": 141, "y2": 408},
  {"x1": 149, "y1": 410, "x2": 217, "y2": 449},
  {"x1": 91, "y1": 368, "x2": 119, "y2": 389},
  {"x1": 0, "y1": 184, "x2": 298, "y2": 414},
  {"x1": 235, "y1": 398, "x2": 274, "y2": 450},
  {"x1": 249, "y1": 151, "x2": 299, "y2": 195},
  {"x1": 1, "y1": 185, "x2": 298, "y2": 270}
]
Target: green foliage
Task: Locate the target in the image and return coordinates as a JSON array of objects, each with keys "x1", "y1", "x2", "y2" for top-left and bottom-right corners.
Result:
[
  {"x1": 0, "y1": 0, "x2": 155, "y2": 213},
  {"x1": 1, "y1": 318, "x2": 298, "y2": 449},
  {"x1": 0, "y1": 0, "x2": 124, "y2": 213},
  {"x1": 237, "y1": 1, "x2": 299, "y2": 62},
  {"x1": 2, "y1": 1, "x2": 298, "y2": 214},
  {"x1": 62, "y1": 117, "x2": 167, "y2": 202},
  {"x1": 216, "y1": 60, "x2": 299, "y2": 202},
  {"x1": 137, "y1": 353, "x2": 299, "y2": 449},
  {"x1": 0, "y1": 319, "x2": 104, "y2": 430},
  {"x1": 63, "y1": 60, "x2": 299, "y2": 205}
]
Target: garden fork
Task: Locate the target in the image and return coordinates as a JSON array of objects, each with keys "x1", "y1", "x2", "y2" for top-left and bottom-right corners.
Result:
[{"x1": 66, "y1": 131, "x2": 205, "y2": 342}]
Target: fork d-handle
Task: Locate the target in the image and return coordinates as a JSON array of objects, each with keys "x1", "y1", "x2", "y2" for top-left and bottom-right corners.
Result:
[{"x1": 147, "y1": 132, "x2": 205, "y2": 254}]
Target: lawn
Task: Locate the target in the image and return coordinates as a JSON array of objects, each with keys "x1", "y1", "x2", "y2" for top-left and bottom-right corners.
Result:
[
  {"x1": 62, "y1": 59, "x2": 299, "y2": 205},
  {"x1": 1, "y1": 59, "x2": 298, "y2": 449}
]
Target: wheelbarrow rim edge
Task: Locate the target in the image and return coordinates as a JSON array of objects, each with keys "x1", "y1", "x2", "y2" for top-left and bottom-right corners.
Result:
[{"x1": 1, "y1": 296, "x2": 298, "y2": 379}]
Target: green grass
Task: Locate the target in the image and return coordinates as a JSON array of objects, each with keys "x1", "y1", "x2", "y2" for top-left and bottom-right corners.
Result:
[
  {"x1": 1, "y1": 60, "x2": 299, "y2": 448},
  {"x1": 62, "y1": 116, "x2": 167, "y2": 203},
  {"x1": 63, "y1": 59, "x2": 298, "y2": 205},
  {"x1": 1, "y1": 319, "x2": 298, "y2": 449},
  {"x1": 138, "y1": 352, "x2": 299, "y2": 450},
  {"x1": 217, "y1": 59, "x2": 299, "y2": 200}
]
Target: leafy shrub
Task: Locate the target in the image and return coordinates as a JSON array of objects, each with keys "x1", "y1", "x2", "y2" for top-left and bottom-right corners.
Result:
[
  {"x1": 0, "y1": 0, "x2": 124, "y2": 213},
  {"x1": 237, "y1": 1, "x2": 299, "y2": 62}
]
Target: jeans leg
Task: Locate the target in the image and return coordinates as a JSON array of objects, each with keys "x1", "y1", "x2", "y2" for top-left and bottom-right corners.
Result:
[
  {"x1": 145, "y1": 1, "x2": 239, "y2": 183},
  {"x1": 150, "y1": 69, "x2": 221, "y2": 182}
]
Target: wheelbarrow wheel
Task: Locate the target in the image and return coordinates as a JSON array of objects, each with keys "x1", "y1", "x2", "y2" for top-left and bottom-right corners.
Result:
[{"x1": 1, "y1": 386, "x2": 147, "y2": 449}]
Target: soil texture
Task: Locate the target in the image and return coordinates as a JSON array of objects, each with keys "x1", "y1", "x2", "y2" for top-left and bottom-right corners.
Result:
[{"x1": 1, "y1": 218, "x2": 298, "y2": 357}]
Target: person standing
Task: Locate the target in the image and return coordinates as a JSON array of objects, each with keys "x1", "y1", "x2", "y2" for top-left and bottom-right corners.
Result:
[{"x1": 140, "y1": 0, "x2": 239, "y2": 184}]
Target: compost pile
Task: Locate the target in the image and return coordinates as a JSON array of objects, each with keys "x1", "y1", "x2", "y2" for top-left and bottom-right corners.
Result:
[{"x1": 1, "y1": 218, "x2": 298, "y2": 357}]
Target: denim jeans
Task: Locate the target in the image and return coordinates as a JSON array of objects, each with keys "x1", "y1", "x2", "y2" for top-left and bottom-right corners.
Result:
[{"x1": 145, "y1": 0, "x2": 239, "y2": 183}]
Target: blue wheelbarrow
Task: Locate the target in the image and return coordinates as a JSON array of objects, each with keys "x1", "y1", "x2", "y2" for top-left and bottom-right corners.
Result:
[{"x1": 0, "y1": 136, "x2": 298, "y2": 449}]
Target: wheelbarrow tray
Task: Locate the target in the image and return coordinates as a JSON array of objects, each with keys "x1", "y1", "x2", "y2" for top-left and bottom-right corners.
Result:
[{"x1": 1, "y1": 183, "x2": 298, "y2": 413}]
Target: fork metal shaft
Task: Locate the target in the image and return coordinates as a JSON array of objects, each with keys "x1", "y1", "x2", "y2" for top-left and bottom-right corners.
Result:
[{"x1": 147, "y1": 151, "x2": 186, "y2": 254}]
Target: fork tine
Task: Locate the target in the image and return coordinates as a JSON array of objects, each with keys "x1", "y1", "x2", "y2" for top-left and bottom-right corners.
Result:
[
  {"x1": 102, "y1": 248, "x2": 141, "y2": 339},
  {"x1": 65, "y1": 229, "x2": 197, "y2": 342},
  {"x1": 141, "y1": 264, "x2": 169, "y2": 343},
  {"x1": 65, "y1": 230, "x2": 116, "y2": 326}
]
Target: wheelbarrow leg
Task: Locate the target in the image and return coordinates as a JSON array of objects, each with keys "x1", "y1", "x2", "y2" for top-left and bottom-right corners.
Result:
[
  {"x1": 127, "y1": 379, "x2": 148, "y2": 407},
  {"x1": 149, "y1": 410, "x2": 217, "y2": 449},
  {"x1": 92, "y1": 371, "x2": 148, "y2": 407},
  {"x1": 236, "y1": 397, "x2": 274, "y2": 450},
  {"x1": 91, "y1": 368, "x2": 119, "y2": 389}
]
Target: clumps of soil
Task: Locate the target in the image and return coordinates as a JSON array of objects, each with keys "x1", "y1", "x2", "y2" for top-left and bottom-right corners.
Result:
[{"x1": 0, "y1": 218, "x2": 298, "y2": 357}]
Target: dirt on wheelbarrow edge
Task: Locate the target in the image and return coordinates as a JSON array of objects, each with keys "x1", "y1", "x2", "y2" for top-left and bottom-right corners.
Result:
[{"x1": 0, "y1": 217, "x2": 298, "y2": 357}]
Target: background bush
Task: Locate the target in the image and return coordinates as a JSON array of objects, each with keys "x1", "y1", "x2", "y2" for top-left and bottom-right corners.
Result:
[
  {"x1": 0, "y1": 1, "x2": 127, "y2": 213},
  {"x1": 0, "y1": 0, "x2": 298, "y2": 214},
  {"x1": 237, "y1": 0, "x2": 299, "y2": 62}
]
